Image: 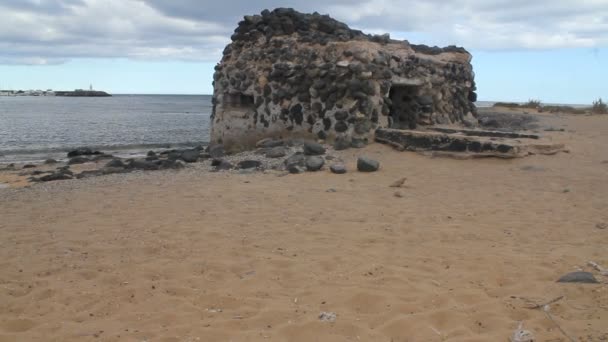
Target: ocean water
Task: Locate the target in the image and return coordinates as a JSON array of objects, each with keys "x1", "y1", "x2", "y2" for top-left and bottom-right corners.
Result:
[{"x1": 0, "y1": 95, "x2": 212, "y2": 164}]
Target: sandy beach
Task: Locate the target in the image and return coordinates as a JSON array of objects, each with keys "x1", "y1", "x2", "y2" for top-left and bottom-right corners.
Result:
[{"x1": 1, "y1": 111, "x2": 607, "y2": 341}]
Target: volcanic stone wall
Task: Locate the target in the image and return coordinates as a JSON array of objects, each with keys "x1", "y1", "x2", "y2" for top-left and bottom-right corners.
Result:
[{"x1": 211, "y1": 8, "x2": 477, "y2": 151}]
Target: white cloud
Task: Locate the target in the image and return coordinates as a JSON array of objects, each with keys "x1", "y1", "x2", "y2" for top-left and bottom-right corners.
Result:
[{"x1": 1, "y1": 0, "x2": 607, "y2": 65}]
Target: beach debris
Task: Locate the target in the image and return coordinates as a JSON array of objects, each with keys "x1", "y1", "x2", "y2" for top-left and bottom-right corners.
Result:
[
  {"x1": 326, "y1": 188, "x2": 337, "y2": 193},
  {"x1": 524, "y1": 295, "x2": 564, "y2": 310},
  {"x1": 318, "y1": 312, "x2": 337, "y2": 322},
  {"x1": 587, "y1": 261, "x2": 608, "y2": 276},
  {"x1": 510, "y1": 322, "x2": 534, "y2": 342},
  {"x1": 389, "y1": 177, "x2": 407, "y2": 188},
  {"x1": 305, "y1": 156, "x2": 324, "y2": 171},
  {"x1": 394, "y1": 191, "x2": 404, "y2": 198},
  {"x1": 596, "y1": 222, "x2": 607, "y2": 230},
  {"x1": 557, "y1": 271, "x2": 599, "y2": 284},
  {"x1": 542, "y1": 305, "x2": 576, "y2": 342},
  {"x1": 357, "y1": 157, "x2": 380, "y2": 172},
  {"x1": 303, "y1": 141, "x2": 326, "y2": 156},
  {"x1": 330, "y1": 164, "x2": 347, "y2": 174}
]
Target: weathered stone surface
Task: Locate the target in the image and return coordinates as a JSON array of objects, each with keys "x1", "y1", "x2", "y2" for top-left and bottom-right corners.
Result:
[
  {"x1": 557, "y1": 272, "x2": 599, "y2": 284},
  {"x1": 106, "y1": 159, "x2": 126, "y2": 168},
  {"x1": 68, "y1": 156, "x2": 91, "y2": 165},
  {"x1": 266, "y1": 147, "x2": 287, "y2": 158},
  {"x1": 180, "y1": 149, "x2": 200, "y2": 163},
  {"x1": 67, "y1": 148, "x2": 102, "y2": 158},
  {"x1": 208, "y1": 144, "x2": 226, "y2": 158},
  {"x1": 330, "y1": 164, "x2": 347, "y2": 174},
  {"x1": 44, "y1": 159, "x2": 58, "y2": 164},
  {"x1": 285, "y1": 153, "x2": 306, "y2": 173},
  {"x1": 357, "y1": 157, "x2": 380, "y2": 172},
  {"x1": 303, "y1": 141, "x2": 326, "y2": 155},
  {"x1": 211, "y1": 8, "x2": 477, "y2": 150},
  {"x1": 305, "y1": 156, "x2": 325, "y2": 171},
  {"x1": 238, "y1": 160, "x2": 262, "y2": 169}
]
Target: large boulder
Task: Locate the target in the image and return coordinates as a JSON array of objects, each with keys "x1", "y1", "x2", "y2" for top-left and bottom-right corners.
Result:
[
  {"x1": 180, "y1": 149, "x2": 200, "y2": 163},
  {"x1": 284, "y1": 153, "x2": 306, "y2": 174},
  {"x1": 357, "y1": 157, "x2": 380, "y2": 172},
  {"x1": 67, "y1": 148, "x2": 102, "y2": 157},
  {"x1": 68, "y1": 156, "x2": 91, "y2": 165},
  {"x1": 305, "y1": 156, "x2": 325, "y2": 171},
  {"x1": 303, "y1": 141, "x2": 326, "y2": 156}
]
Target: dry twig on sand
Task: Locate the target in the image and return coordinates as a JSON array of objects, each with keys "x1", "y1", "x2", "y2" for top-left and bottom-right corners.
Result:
[
  {"x1": 587, "y1": 261, "x2": 608, "y2": 276},
  {"x1": 524, "y1": 295, "x2": 564, "y2": 310}
]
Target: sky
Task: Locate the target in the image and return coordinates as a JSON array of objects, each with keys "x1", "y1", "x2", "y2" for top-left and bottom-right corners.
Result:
[{"x1": 0, "y1": 0, "x2": 606, "y2": 103}]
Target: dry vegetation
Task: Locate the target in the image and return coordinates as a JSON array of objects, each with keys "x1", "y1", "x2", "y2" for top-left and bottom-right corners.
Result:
[{"x1": 493, "y1": 97, "x2": 607, "y2": 115}]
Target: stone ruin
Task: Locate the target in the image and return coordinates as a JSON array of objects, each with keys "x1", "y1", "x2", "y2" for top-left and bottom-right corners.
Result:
[{"x1": 211, "y1": 8, "x2": 478, "y2": 151}]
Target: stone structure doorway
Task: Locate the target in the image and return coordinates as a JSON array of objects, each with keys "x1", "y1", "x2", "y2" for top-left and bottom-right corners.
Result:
[{"x1": 389, "y1": 85, "x2": 422, "y2": 129}]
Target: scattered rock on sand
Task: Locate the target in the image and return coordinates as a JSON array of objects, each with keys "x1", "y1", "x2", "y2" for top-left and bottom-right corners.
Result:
[
  {"x1": 238, "y1": 160, "x2": 262, "y2": 169},
  {"x1": 23, "y1": 164, "x2": 37, "y2": 169},
  {"x1": 67, "y1": 148, "x2": 102, "y2": 157},
  {"x1": 256, "y1": 138, "x2": 284, "y2": 148},
  {"x1": 180, "y1": 149, "x2": 200, "y2": 163},
  {"x1": 106, "y1": 159, "x2": 126, "y2": 168},
  {"x1": 357, "y1": 157, "x2": 380, "y2": 172},
  {"x1": 68, "y1": 156, "x2": 91, "y2": 165},
  {"x1": 127, "y1": 159, "x2": 160, "y2": 171},
  {"x1": 318, "y1": 312, "x2": 337, "y2": 322},
  {"x1": 557, "y1": 271, "x2": 599, "y2": 284},
  {"x1": 334, "y1": 138, "x2": 350, "y2": 151},
  {"x1": 265, "y1": 147, "x2": 286, "y2": 159},
  {"x1": 208, "y1": 144, "x2": 226, "y2": 158},
  {"x1": 44, "y1": 159, "x2": 58, "y2": 165},
  {"x1": 596, "y1": 223, "x2": 607, "y2": 230},
  {"x1": 389, "y1": 177, "x2": 407, "y2": 188},
  {"x1": 38, "y1": 168, "x2": 73, "y2": 182},
  {"x1": 285, "y1": 153, "x2": 306, "y2": 174},
  {"x1": 212, "y1": 158, "x2": 233, "y2": 170},
  {"x1": 303, "y1": 141, "x2": 326, "y2": 156},
  {"x1": 305, "y1": 156, "x2": 324, "y2": 171},
  {"x1": 330, "y1": 164, "x2": 347, "y2": 174}
]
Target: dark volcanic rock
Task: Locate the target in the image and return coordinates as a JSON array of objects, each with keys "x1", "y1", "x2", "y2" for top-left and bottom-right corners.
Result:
[
  {"x1": 284, "y1": 153, "x2": 306, "y2": 174},
  {"x1": 180, "y1": 149, "x2": 200, "y2": 163},
  {"x1": 266, "y1": 147, "x2": 287, "y2": 158},
  {"x1": 557, "y1": 272, "x2": 599, "y2": 284},
  {"x1": 238, "y1": 160, "x2": 262, "y2": 169},
  {"x1": 38, "y1": 170, "x2": 73, "y2": 182},
  {"x1": 257, "y1": 138, "x2": 285, "y2": 148},
  {"x1": 305, "y1": 156, "x2": 324, "y2": 171},
  {"x1": 330, "y1": 164, "x2": 347, "y2": 174},
  {"x1": 68, "y1": 156, "x2": 91, "y2": 165},
  {"x1": 23, "y1": 164, "x2": 37, "y2": 169},
  {"x1": 334, "y1": 138, "x2": 351, "y2": 151},
  {"x1": 127, "y1": 159, "x2": 160, "y2": 171},
  {"x1": 303, "y1": 141, "x2": 326, "y2": 156},
  {"x1": 67, "y1": 148, "x2": 102, "y2": 158},
  {"x1": 214, "y1": 160, "x2": 233, "y2": 171},
  {"x1": 208, "y1": 144, "x2": 226, "y2": 158},
  {"x1": 357, "y1": 157, "x2": 380, "y2": 172},
  {"x1": 44, "y1": 159, "x2": 58, "y2": 165},
  {"x1": 106, "y1": 159, "x2": 126, "y2": 168}
]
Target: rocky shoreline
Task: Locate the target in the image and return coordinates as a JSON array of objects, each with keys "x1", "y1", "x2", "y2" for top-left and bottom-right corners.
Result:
[{"x1": 0, "y1": 140, "x2": 381, "y2": 188}]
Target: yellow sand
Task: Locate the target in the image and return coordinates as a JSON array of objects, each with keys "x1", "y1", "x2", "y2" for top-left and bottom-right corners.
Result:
[{"x1": 1, "y1": 113, "x2": 607, "y2": 341}]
